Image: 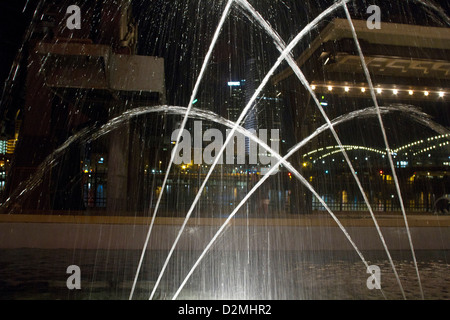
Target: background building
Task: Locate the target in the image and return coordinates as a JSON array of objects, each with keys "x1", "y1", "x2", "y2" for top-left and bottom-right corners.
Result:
[{"x1": 274, "y1": 18, "x2": 450, "y2": 212}]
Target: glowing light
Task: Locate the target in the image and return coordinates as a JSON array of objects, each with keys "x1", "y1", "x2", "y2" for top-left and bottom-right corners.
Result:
[
  {"x1": 408, "y1": 90, "x2": 413, "y2": 95},
  {"x1": 344, "y1": 86, "x2": 349, "y2": 92},
  {"x1": 311, "y1": 85, "x2": 316, "y2": 90},
  {"x1": 376, "y1": 88, "x2": 382, "y2": 94},
  {"x1": 393, "y1": 89, "x2": 398, "y2": 95},
  {"x1": 327, "y1": 85, "x2": 333, "y2": 91},
  {"x1": 424, "y1": 91, "x2": 429, "y2": 96},
  {"x1": 439, "y1": 91, "x2": 445, "y2": 97},
  {"x1": 361, "y1": 87, "x2": 365, "y2": 93}
]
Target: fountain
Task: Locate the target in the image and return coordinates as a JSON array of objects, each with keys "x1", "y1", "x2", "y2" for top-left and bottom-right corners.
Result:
[{"x1": 0, "y1": 0, "x2": 449, "y2": 300}]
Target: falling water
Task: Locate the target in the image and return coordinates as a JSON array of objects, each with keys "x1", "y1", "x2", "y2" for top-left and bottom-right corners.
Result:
[
  {"x1": 144, "y1": 0, "x2": 355, "y2": 300},
  {"x1": 0, "y1": 0, "x2": 449, "y2": 301},
  {"x1": 341, "y1": 0, "x2": 423, "y2": 298},
  {"x1": 170, "y1": 103, "x2": 449, "y2": 299},
  {"x1": 235, "y1": 0, "x2": 408, "y2": 298}
]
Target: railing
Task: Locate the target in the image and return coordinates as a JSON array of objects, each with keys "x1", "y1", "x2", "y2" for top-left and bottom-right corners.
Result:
[{"x1": 57, "y1": 170, "x2": 450, "y2": 214}]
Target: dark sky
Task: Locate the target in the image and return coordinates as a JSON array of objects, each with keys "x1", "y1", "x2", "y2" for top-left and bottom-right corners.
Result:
[
  {"x1": 1, "y1": 0, "x2": 449, "y2": 90},
  {"x1": 0, "y1": 0, "x2": 449, "y2": 120},
  {"x1": 0, "y1": 1, "x2": 33, "y2": 93},
  {"x1": 2, "y1": 0, "x2": 449, "y2": 97}
]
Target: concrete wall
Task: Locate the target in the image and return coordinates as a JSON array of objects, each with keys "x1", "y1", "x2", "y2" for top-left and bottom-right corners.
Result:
[{"x1": 0, "y1": 215, "x2": 448, "y2": 251}]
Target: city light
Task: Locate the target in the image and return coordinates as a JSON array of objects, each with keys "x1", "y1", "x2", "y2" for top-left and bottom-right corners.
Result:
[
  {"x1": 298, "y1": 83, "x2": 448, "y2": 98},
  {"x1": 304, "y1": 133, "x2": 450, "y2": 161}
]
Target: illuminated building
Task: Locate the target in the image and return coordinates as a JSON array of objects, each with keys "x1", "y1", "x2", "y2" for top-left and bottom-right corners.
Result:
[{"x1": 274, "y1": 18, "x2": 450, "y2": 212}]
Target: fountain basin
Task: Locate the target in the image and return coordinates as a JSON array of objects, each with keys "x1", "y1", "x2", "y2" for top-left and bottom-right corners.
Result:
[{"x1": 1, "y1": 213, "x2": 448, "y2": 251}]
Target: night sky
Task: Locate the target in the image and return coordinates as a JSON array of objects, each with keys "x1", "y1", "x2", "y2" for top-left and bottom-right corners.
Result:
[{"x1": 0, "y1": 0, "x2": 449, "y2": 130}]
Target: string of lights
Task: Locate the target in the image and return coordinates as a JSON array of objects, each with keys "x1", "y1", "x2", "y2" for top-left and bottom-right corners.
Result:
[
  {"x1": 304, "y1": 133, "x2": 450, "y2": 161},
  {"x1": 310, "y1": 83, "x2": 446, "y2": 98}
]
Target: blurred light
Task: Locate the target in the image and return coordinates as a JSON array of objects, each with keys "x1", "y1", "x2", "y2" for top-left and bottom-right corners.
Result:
[
  {"x1": 361, "y1": 87, "x2": 365, "y2": 92},
  {"x1": 424, "y1": 91, "x2": 429, "y2": 96},
  {"x1": 376, "y1": 88, "x2": 382, "y2": 94},
  {"x1": 227, "y1": 81, "x2": 240, "y2": 86},
  {"x1": 439, "y1": 91, "x2": 445, "y2": 97},
  {"x1": 393, "y1": 89, "x2": 398, "y2": 95},
  {"x1": 311, "y1": 85, "x2": 316, "y2": 90},
  {"x1": 408, "y1": 90, "x2": 413, "y2": 95},
  {"x1": 327, "y1": 85, "x2": 333, "y2": 91},
  {"x1": 344, "y1": 86, "x2": 349, "y2": 92}
]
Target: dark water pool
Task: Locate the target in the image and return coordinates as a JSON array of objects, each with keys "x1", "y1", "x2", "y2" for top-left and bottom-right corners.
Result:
[{"x1": 0, "y1": 249, "x2": 448, "y2": 300}]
